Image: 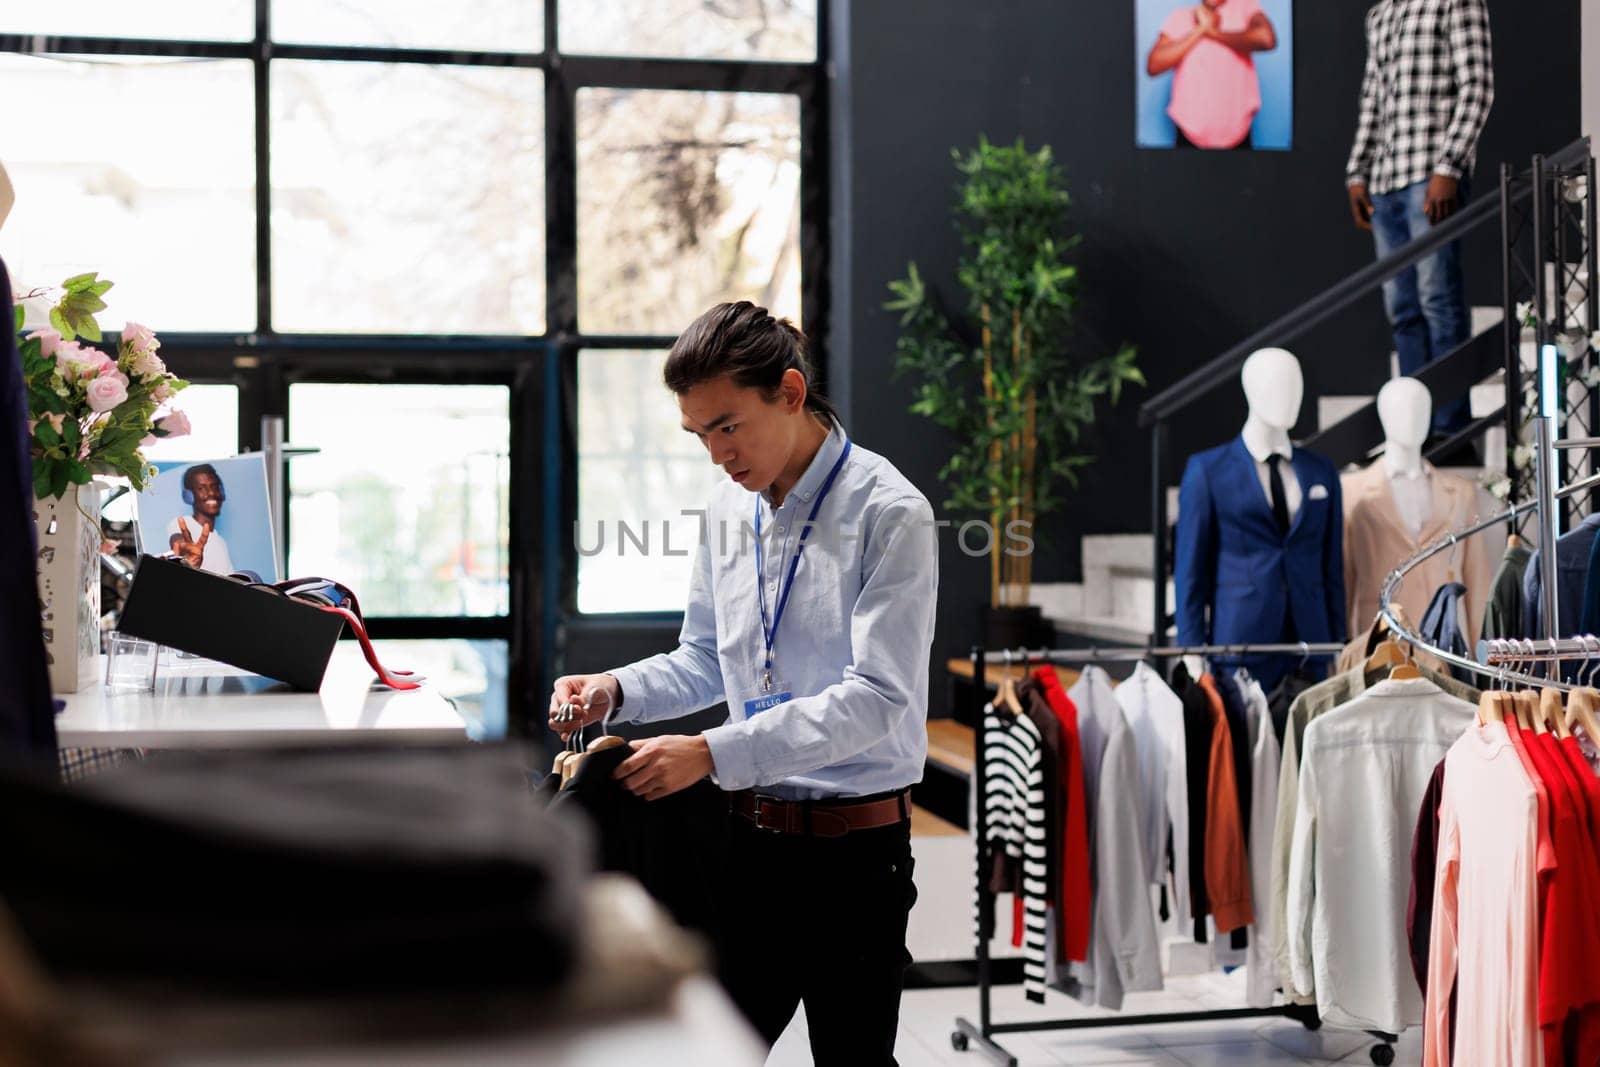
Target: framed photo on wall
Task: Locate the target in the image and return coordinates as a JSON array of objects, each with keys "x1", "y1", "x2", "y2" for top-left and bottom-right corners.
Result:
[{"x1": 1136, "y1": 0, "x2": 1293, "y2": 151}]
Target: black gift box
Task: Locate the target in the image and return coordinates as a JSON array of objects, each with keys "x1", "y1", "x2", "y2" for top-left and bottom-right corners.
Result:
[{"x1": 118, "y1": 555, "x2": 345, "y2": 691}]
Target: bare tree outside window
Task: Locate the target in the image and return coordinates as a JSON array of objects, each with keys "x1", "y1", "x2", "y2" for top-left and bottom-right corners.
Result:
[{"x1": 577, "y1": 88, "x2": 801, "y2": 335}]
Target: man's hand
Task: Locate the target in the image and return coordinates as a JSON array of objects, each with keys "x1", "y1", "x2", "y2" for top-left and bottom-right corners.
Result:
[
  {"x1": 1424, "y1": 174, "x2": 1460, "y2": 223},
  {"x1": 1194, "y1": 4, "x2": 1219, "y2": 34},
  {"x1": 548, "y1": 673, "x2": 620, "y2": 741},
  {"x1": 1347, "y1": 182, "x2": 1374, "y2": 232},
  {"x1": 171, "y1": 522, "x2": 210, "y2": 568},
  {"x1": 614, "y1": 735, "x2": 714, "y2": 802}
]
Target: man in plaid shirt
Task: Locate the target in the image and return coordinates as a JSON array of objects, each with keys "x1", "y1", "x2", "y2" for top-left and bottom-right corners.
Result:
[{"x1": 1345, "y1": 0, "x2": 1493, "y2": 438}]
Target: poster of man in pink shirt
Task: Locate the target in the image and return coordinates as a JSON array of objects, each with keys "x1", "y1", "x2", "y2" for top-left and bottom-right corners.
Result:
[{"x1": 1138, "y1": 0, "x2": 1291, "y2": 151}]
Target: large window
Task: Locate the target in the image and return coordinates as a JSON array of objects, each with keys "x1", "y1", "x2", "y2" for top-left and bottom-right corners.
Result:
[
  {"x1": 0, "y1": 53, "x2": 256, "y2": 332},
  {"x1": 576, "y1": 88, "x2": 801, "y2": 335},
  {"x1": 0, "y1": 3, "x2": 823, "y2": 732},
  {"x1": 270, "y1": 61, "x2": 546, "y2": 334},
  {"x1": 288, "y1": 384, "x2": 511, "y2": 617}
]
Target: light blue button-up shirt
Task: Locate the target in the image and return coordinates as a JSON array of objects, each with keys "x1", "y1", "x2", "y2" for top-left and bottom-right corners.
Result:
[{"x1": 608, "y1": 422, "x2": 938, "y2": 799}]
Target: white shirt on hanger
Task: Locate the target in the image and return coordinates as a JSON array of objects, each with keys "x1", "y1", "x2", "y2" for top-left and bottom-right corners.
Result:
[
  {"x1": 1286, "y1": 676, "x2": 1474, "y2": 1033},
  {"x1": 1241, "y1": 421, "x2": 1302, "y2": 525},
  {"x1": 1066, "y1": 666, "x2": 1163, "y2": 1010},
  {"x1": 1384, "y1": 451, "x2": 1433, "y2": 539},
  {"x1": 1237, "y1": 670, "x2": 1282, "y2": 1009},
  {"x1": 1114, "y1": 662, "x2": 1191, "y2": 929}
]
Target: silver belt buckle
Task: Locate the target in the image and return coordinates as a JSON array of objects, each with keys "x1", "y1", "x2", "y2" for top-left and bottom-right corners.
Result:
[{"x1": 751, "y1": 794, "x2": 787, "y2": 833}]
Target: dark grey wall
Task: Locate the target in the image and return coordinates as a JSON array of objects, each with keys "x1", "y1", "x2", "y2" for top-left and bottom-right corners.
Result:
[{"x1": 829, "y1": 0, "x2": 1581, "y2": 712}]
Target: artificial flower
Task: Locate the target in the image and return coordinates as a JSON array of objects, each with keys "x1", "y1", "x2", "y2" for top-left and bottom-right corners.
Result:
[
  {"x1": 85, "y1": 374, "x2": 129, "y2": 413},
  {"x1": 121, "y1": 320, "x2": 158, "y2": 354},
  {"x1": 155, "y1": 410, "x2": 191, "y2": 438},
  {"x1": 25, "y1": 327, "x2": 62, "y2": 358}
]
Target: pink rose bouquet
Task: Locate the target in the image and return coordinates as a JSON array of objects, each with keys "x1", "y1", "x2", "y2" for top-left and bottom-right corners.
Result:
[{"x1": 16, "y1": 272, "x2": 190, "y2": 499}]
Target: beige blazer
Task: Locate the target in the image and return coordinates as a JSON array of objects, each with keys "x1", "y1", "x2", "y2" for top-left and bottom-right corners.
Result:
[{"x1": 1340, "y1": 460, "x2": 1497, "y2": 655}]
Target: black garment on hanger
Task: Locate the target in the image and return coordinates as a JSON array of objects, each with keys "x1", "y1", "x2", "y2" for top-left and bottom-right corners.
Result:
[
  {"x1": 0, "y1": 743, "x2": 585, "y2": 993},
  {"x1": 1267, "y1": 672, "x2": 1313, "y2": 748},
  {"x1": 1170, "y1": 664, "x2": 1212, "y2": 943},
  {"x1": 0, "y1": 257, "x2": 56, "y2": 768},
  {"x1": 1018, "y1": 678, "x2": 1062, "y2": 915},
  {"x1": 551, "y1": 743, "x2": 732, "y2": 947}
]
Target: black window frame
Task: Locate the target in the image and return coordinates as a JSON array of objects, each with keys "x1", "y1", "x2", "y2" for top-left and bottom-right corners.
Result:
[{"x1": 0, "y1": 0, "x2": 828, "y2": 737}]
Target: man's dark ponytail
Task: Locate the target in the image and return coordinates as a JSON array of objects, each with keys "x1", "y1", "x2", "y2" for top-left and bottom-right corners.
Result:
[{"x1": 663, "y1": 301, "x2": 841, "y2": 426}]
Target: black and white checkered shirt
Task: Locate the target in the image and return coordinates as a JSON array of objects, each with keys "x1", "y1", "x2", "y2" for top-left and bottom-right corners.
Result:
[{"x1": 1345, "y1": 0, "x2": 1494, "y2": 196}]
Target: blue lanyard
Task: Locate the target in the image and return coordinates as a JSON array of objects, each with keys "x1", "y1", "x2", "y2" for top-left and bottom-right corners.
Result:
[{"x1": 754, "y1": 439, "x2": 853, "y2": 692}]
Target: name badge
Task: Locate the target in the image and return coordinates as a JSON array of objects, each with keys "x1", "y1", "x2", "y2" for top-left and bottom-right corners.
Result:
[{"x1": 743, "y1": 690, "x2": 792, "y2": 718}]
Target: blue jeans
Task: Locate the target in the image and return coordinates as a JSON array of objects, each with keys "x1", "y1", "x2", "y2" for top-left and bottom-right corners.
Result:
[{"x1": 1371, "y1": 177, "x2": 1472, "y2": 434}]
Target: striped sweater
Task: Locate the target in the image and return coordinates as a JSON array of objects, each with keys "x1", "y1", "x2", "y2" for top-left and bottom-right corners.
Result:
[{"x1": 975, "y1": 702, "x2": 1050, "y2": 1002}]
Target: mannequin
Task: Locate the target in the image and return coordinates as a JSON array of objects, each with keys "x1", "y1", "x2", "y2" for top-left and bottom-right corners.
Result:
[
  {"x1": 1339, "y1": 377, "x2": 1493, "y2": 668},
  {"x1": 1241, "y1": 346, "x2": 1302, "y2": 458},
  {"x1": 1174, "y1": 349, "x2": 1346, "y2": 692},
  {"x1": 1377, "y1": 378, "x2": 1431, "y2": 537}
]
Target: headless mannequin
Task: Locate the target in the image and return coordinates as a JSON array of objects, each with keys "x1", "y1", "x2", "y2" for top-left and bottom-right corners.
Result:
[
  {"x1": 1240, "y1": 347, "x2": 1303, "y2": 463},
  {"x1": 1377, "y1": 378, "x2": 1432, "y2": 537},
  {"x1": 1187, "y1": 348, "x2": 1305, "y2": 677}
]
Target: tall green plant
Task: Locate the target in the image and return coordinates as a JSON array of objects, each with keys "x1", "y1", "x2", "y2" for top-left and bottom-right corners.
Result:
[{"x1": 887, "y1": 137, "x2": 1142, "y2": 608}]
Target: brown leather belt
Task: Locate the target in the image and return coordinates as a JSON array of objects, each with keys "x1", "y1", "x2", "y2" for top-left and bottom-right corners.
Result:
[{"x1": 731, "y1": 789, "x2": 912, "y2": 839}]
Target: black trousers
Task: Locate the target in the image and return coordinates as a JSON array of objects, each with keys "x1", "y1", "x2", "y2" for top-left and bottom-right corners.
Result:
[{"x1": 717, "y1": 817, "x2": 917, "y2": 1065}]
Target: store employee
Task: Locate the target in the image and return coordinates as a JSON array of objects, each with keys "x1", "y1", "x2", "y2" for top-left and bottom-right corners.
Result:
[{"x1": 549, "y1": 301, "x2": 938, "y2": 1063}]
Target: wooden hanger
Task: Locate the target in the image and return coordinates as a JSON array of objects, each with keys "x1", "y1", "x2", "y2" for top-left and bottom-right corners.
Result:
[
  {"x1": 1389, "y1": 657, "x2": 1423, "y2": 681},
  {"x1": 562, "y1": 733, "x2": 628, "y2": 789},
  {"x1": 997, "y1": 651, "x2": 1025, "y2": 715},
  {"x1": 1541, "y1": 687, "x2": 1572, "y2": 739},
  {"x1": 1514, "y1": 689, "x2": 1540, "y2": 733},
  {"x1": 1365, "y1": 638, "x2": 1407, "y2": 673},
  {"x1": 1478, "y1": 690, "x2": 1503, "y2": 725},
  {"x1": 1508, "y1": 532, "x2": 1524, "y2": 550},
  {"x1": 1568, "y1": 687, "x2": 1600, "y2": 749}
]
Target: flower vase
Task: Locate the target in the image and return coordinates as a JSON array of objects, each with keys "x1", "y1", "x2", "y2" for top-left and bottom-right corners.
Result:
[{"x1": 33, "y1": 483, "x2": 102, "y2": 694}]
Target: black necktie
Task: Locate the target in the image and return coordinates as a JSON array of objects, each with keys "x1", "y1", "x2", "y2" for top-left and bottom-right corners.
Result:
[{"x1": 1266, "y1": 454, "x2": 1290, "y2": 536}]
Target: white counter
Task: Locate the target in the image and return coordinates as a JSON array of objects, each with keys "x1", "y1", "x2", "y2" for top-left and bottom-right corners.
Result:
[{"x1": 55, "y1": 646, "x2": 469, "y2": 749}]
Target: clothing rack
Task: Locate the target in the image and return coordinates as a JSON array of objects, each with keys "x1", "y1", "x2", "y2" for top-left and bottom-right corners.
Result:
[
  {"x1": 1372, "y1": 393, "x2": 1600, "y2": 691},
  {"x1": 953, "y1": 640, "x2": 1363, "y2": 1067}
]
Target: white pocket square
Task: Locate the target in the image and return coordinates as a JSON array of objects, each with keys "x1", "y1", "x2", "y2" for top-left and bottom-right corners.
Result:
[{"x1": 1307, "y1": 484, "x2": 1330, "y2": 501}]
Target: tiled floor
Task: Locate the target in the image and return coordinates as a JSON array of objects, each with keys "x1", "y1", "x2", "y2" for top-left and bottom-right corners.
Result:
[
  {"x1": 765, "y1": 833, "x2": 1422, "y2": 1066},
  {"x1": 766, "y1": 975, "x2": 1420, "y2": 1066}
]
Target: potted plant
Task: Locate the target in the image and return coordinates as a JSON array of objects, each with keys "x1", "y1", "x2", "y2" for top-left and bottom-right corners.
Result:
[
  {"x1": 17, "y1": 272, "x2": 190, "y2": 691},
  {"x1": 887, "y1": 137, "x2": 1142, "y2": 652}
]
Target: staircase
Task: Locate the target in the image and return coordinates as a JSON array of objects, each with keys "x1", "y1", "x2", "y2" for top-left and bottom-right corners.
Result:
[{"x1": 1029, "y1": 303, "x2": 1546, "y2": 647}]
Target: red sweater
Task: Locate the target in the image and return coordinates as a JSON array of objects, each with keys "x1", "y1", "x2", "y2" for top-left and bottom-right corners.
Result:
[{"x1": 1035, "y1": 666, "x2": 1093, "y2": 962}]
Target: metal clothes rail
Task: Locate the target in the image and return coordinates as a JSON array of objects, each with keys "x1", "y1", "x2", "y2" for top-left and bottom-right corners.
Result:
[{"x1": 953, "y1": 640, "x2": 1394, "y2": 1067}]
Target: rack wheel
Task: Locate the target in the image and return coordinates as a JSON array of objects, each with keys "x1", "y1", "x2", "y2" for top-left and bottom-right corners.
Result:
[
  {"x1": 951, "y1": 1030, "x2": 969, "y2": 1052},
  {"x1": 1370, "y1": 1042, "x2": 1395, "y2": 1066}
]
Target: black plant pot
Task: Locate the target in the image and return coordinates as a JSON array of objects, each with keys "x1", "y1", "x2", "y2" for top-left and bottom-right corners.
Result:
[{"x1": 986, "y1": 604, "x2": 1050, "y2": 655}]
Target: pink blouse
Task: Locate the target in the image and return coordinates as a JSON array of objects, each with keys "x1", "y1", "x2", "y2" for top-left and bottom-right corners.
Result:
[{"x1": 1159, "y1": 0, "x2": 1264, "y2": 150}]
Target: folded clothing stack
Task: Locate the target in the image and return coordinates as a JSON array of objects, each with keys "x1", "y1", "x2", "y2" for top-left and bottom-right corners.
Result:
[{"x1": 0, "y1": 743, "x2": 589, "y2": 995}]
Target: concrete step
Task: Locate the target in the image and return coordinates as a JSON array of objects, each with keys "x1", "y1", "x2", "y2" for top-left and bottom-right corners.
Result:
[
  {"x1": 1319, "y1": 395, "x2": 1370, "y2": 432},
  {"x1": 1050, "y1": 612, "x2": 1155, "y2": 647}
]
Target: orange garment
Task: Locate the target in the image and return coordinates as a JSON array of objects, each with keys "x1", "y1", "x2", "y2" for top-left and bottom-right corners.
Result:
[{"x1": 1199, "y1": 673, "x2": 1253, "y2": 932}]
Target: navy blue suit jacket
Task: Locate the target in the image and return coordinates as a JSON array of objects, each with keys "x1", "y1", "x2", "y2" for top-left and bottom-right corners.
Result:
[
  {"x1": 1, "y1": 256, "x2": 57, "y2": 766},
  {"x1": 1174, "y1": 436, "x2": 1347, "y2": 689}
]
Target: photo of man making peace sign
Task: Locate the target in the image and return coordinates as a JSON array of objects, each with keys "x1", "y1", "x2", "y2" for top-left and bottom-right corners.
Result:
[{"x1": 167, "y1": 463, "x2": 234, "y2": 575}]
